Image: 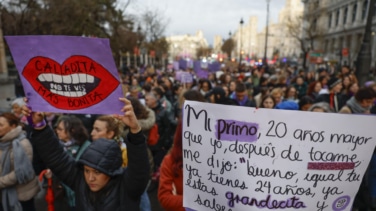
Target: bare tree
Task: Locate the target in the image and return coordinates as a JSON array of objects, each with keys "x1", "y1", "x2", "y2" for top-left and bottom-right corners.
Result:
[
  {"x1": 139, "y1": 8, "x2": 168, "y2": 43},
  {"x1": 196, "y1": 46, "x2": 212, "y2": 59},
  {"x1": 138, "y1": 8, "x2": 169, "y2": 66},
  {"x1": 221, "y1": 38, "x2": 236, "y2": 60},
  {"x1": 285, "y1": 6, "x2": 326, "y2": 69}
]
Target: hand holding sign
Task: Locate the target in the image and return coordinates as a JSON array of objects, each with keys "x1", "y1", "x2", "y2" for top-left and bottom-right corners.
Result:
[
  {"x1": 21, "y1": 98, "x2": 45, "y2": 129},
  {"x1": 114, "y1": 97, "x2": 141, "y2": 134}
]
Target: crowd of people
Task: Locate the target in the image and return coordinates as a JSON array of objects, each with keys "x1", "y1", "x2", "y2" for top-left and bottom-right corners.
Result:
[{"x1": 1, "y1": 62, "x2": 376, "y2": 211}]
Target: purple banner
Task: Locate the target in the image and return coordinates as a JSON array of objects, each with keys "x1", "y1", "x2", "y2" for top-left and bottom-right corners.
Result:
[
  {"x1": 173, "y1": 61, "x2": 179, "y2": 71},
  {"x1": 193, "y1": 61, "x2": 201, "y2": 72},
  {"x1": 179, "y1": 59, "x2": 187, "y2": 70},
  {"x1": 215, "y1": 119, "x2": 259, "y2": 142},
  {"x1": 208, "y1": 61, "x2": 221, "y2": 72},
  {"x1": 5, "y1": 35, "x2": 124, "y2": 114},
  {"x1": 196, "y1": 69, "x2": 209, "y2": 79},
  {"x1": 181, "y1": 72, "x2": 193, "y2": 83}
]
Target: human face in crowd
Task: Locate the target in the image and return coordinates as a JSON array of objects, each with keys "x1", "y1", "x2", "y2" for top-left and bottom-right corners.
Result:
[
  {"x1": 342, "y1": 76, "x2": 351, "y2": 87},
  {"x1": 332, "y1": 83, "x2": 342, "y2": 94},
  {"x1": 56, "y1": 121, "x2": 70, "y2": 142},
  {"x1": 301, "y1": 103, "x2": 313, "y2": 111},
  {"x1": 314, "y1": 82, "x2": 322, "y2": 93},
  {"x1": 349, "y1": 83, "x2": 359, "y2": 94},
  {"x1": 225, "y1": 75, "x2": 232, "y2": 84},
  {"x1": 229, "y1": 81, "x2": 236, "y2": 93},
  {"x1": 91, "y1": 120, "x2": 114, "y2": 141},
  {"x1": 272, "y1": 93, "x2": 282, "y2": 104},
  {"x1": 222, "y1": 86, "x2": 229, "y2": 97},
  {"x1": 0, "y1": 117, "x2": 16, "y2": 137},
  {"x1": 145, "y1": 94, "x2": 157, "y2": 109},
  {"x1": 287, "y1": 87, "x2": 297, "y2": 99},
  {"x1": 321, "y1": 77, "x2": 328, "y2": 86},
  {"x1": 296, "y1": 77, "x2": 304, "y2": 85},
  {"x1": 262, "y1": 97, "x2": 275, "y2": 109},
  {"x1": 11, "y1": 104, "x2": 22, "y2": 117},
  {"x1": 209, "y1": 94, "x2": 215, "y2": 103},
  {"x1": 235, "y1": 90, "x2": 247, "y2": 101},
  {"x1": 130, "y1": 89, "x2": 139, "y2": 99},
  {"x1": 341, "y1": 66, "x2": 350, "y2": 75},
  {"x1": 131, "y1": 78, "x2": 138, "y2": 86},
  {"x1": 84, "y1": 165, "x2": 110, "y2": 192},
  {"x1": 201, "y1": 82, "x2": 210, "y2": 92},
  {"x1": 360, "y1": 98, "x2": 375, "y2": 109}
]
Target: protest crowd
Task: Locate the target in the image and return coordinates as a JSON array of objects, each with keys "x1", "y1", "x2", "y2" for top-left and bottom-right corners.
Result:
[{"x1": 1, "y1": 61, "x2": 376, "y2": 211}]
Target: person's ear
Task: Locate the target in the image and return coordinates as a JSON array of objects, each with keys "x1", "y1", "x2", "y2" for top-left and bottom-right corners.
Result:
[{"x1": 107, "y1": 131, "x2": 115, "y2": 139}]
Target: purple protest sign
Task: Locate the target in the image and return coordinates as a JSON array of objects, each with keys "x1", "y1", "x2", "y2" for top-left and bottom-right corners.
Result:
[
  {"x1": 175, "y1": 70, "x2": 184, "y2": 81},
  {"x1": 181, "y1": 72, "x2": 193, "y2": 83},
  {"x1": 193, "y1": 61, "x2": 201, "y2": 72},
  {"x1": 179, "y1": 59, "x2": 187, "y2": 70},
  {"x1": 208, "y1": 61, "x2": 221, "y2": 72},
  {"x1": 5, "y1": 35, "x2": 124, "y2": 114},
  {"x1": 173, "y1": 61, "x2": 179, "y2": 71},
  {"x1": 196, "y1": 69, "x2": 209, "y2": 79}
]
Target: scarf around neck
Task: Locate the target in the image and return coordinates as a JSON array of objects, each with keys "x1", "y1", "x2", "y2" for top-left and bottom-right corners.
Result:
[
  {"x1": 0, "y1": 126, "x2": 35, "y2": 211},
  {"x1": 346, "y1": 96, "x2": 368, "y2": 114}
]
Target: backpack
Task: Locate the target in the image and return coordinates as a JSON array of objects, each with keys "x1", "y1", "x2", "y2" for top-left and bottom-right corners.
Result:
[{"x1": 147, "y1": 123, "x2": 160, "y2": 146}]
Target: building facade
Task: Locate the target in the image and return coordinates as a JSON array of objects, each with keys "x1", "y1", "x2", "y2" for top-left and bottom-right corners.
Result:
[
  {"x1": 232, "y1": 0, "x2": 303, "y2": 64},
  {"x1": 302, "y1": 0, "x2": 376, "y2": 67},
  {"x1": 166, "y1": 30, "x2": 209, "y2": 62}
]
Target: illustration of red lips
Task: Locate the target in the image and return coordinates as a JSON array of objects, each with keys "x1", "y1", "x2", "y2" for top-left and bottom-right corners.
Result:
[{"x1": 23, "y1": 55, "x2": 120, "y2": 110}]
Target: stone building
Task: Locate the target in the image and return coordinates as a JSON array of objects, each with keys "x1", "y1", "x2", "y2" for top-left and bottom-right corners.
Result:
[
  {"x1": 302, "y1": 0, "x2": 376, "y2": 67},
  {"x1": 166, "y1": 30, "x2": 209, "y2": 62}
]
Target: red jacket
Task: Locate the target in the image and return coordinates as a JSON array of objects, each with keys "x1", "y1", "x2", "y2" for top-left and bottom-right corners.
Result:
[{"x1": 158, "y1": 154, "x2": 184, "y2": 211}]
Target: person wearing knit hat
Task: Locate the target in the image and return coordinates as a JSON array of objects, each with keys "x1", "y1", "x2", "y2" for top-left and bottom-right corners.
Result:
[
  {"x1": 327, "y1": 77, "x2": 342, "y2": 90},
  {"x1": 315, "y1": 76, "x2": 347, "y2": 112}
]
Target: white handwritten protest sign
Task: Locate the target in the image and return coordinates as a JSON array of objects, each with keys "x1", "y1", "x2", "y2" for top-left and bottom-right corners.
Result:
[{"x1": 182, "y1": 101, "x2": 376, "y2": 211}]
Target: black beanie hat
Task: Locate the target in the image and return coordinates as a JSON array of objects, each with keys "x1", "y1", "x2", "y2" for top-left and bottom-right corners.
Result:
[{"x1": 77, "y1": 138, "x2": 123, "y2": 176}]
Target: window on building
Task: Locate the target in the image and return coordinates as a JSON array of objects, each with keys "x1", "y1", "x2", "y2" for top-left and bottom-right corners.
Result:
[
  {"x1": 362, "y1": 0, "x2": 369, "y2": 20},
  {"x1": 324, "y1": 40, "x2": 329, "y2": 52},
  {"x1": 313, "y1": 18, "x2": 317, "y2": 31},
  {"x1": 352, "y1": 4, "x2": 357, "y2": 22},
  {"x1": 328, "y1": 13, "x2": 332, "y2": 28},
  {"x1": 343, "y1": 7, "x2": 348, "y2": 24},
  {"x1": 335, "y1": 9, "x2": 340, "y2": 26}
]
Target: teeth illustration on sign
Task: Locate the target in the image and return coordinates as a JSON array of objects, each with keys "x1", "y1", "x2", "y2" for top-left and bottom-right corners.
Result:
[
  {"x1": 22, "y1": 55, "x2": 120, "y2": 110},
  {"x1": 37, "y1": 73, "x2": 96, "y2": 97}
]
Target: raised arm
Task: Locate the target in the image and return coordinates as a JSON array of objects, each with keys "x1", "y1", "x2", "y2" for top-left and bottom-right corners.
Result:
[
  {"x1": 114, "y1": 97, "x2": 150, "y2": 198},
  {"x1": 22, "y1": 104, "x2": 81, "y2": 189}
]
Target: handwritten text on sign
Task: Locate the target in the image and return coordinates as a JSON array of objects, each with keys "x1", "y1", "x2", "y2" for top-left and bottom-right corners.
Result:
[{"x1": 182, "y1": 101, "x2": 376, "y2": 211}]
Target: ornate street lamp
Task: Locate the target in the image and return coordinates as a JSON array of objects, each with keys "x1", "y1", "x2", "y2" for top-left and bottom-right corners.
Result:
[
  {"x1": 239, "y1": 18, "x2": 244, "y2": 66},
  {"x1": 264, "y1": 0, "x2": 271, "y2": 68}
]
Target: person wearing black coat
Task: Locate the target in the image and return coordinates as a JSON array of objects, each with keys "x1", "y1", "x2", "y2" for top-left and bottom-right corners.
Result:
[{"x1": 23, "y1": 98, "x2": 149, "y2": 211}]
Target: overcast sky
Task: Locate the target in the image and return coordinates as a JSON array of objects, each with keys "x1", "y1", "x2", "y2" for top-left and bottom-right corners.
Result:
[{"x1": 126, "y1": 0, "x2": 286, "y2": 45}]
